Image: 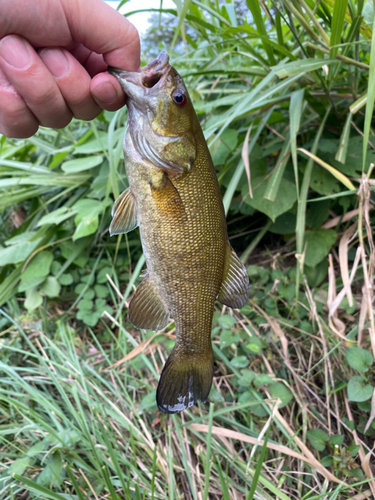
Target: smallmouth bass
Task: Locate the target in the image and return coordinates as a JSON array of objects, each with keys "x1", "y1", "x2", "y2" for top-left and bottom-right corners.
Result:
[{"x1": 109, "y1": 52, "x2": 249, "y2": 414}]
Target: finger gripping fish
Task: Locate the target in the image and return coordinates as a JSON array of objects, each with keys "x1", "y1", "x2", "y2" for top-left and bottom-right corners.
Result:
[{"x1": 109, "y1": 52, "x2": 249, "y2": 414}]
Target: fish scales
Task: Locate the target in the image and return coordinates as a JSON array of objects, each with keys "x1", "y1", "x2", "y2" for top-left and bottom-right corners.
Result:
[{"x1": 109, "y1": 52, "x2": 250, "y2": 413}]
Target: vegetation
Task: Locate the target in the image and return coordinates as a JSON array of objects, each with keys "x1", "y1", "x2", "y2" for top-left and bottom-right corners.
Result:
[{"x1": 1, "y1": 0, "x2": 375, "y2": 498}]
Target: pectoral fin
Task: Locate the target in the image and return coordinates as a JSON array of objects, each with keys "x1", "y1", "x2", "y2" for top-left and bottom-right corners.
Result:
[
  {"x1": 217, "y1": 245, "x2": 250, "y2": 309},
  {"x1": 128, "y1": 274, "x2": 170, "y2": 331},
  {"x1": 109, "y1": 187, "x2": 138, "y2": 236}
]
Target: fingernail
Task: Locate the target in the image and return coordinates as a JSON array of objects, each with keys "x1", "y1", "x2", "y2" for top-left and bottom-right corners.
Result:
[
  {"x1": 39, "y1": 48, "x2": 70, "y2": 78},
  {"x1": 93, "y1": 81, "x2": 118, "y2": 105},
  {"x1": 0, "y1": 35, "x2": 31, "y2": 69}
]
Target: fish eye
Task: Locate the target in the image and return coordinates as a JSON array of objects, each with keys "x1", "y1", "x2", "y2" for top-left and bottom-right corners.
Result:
[{"x1": 172, "y1": 89, "x2": 187, "y2": 107}]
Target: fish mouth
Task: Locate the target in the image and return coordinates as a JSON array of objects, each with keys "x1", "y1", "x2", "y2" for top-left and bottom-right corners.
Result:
[{"x1": 109, "y1": 51, "x2": 170, "y2": 94}]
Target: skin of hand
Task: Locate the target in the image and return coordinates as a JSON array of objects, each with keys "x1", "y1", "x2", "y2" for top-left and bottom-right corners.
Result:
[{"x1": 0, "y1": 0, "x2": 140, "y2": 138}]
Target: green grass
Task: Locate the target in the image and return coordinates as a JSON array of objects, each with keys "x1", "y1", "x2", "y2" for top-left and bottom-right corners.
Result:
[{"x1": 1, "y1": 0, "x2": 375, "y2": 498}]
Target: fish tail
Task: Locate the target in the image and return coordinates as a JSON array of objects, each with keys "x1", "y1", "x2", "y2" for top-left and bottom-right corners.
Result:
[{"x1": 156, "y1": 346, "x2": 213, "y2": 414}]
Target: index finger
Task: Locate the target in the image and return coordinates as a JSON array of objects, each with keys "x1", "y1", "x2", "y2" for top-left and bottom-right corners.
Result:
[{"x1": 62, "y1": 0, "x2": 140, "y2": 71}]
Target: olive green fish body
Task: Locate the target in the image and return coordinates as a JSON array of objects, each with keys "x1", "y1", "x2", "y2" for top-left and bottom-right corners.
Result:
[{"x1": 109, "y1": 52, "x2": 249, "y2": 413}]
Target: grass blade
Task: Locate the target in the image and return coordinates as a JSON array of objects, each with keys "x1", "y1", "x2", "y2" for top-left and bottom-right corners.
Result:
[
  {"x1": 362, "y1": 17, "x2": 375, "y2": 171},
  {"x1": 298, "y1": 148, "x2": 356, "y2": 190},
  {"x1": 203, "y1": 403, "x2": 215, "y2": 500},
  {"x1": 330, "y1": 0, "x2": 348, "y2": 58},
  {"x1": 247, "y1": 427, "x2": 270, "y2": 500},
  {"x1": 335, "y1": 111, "x2": 352, "y2": 164}
]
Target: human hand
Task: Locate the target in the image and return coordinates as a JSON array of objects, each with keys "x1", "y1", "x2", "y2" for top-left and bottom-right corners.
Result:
[{"x1": 0, "y1": 0, "x2": 140, "y2": 138}]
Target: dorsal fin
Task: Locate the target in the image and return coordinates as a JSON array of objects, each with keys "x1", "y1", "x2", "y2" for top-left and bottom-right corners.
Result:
[
  {"x1": 217, "y1": 245, "x2": 250, "y2": 309},
  {"x1": 109, "y1": 187, "x2": 138, "y2": 236}
]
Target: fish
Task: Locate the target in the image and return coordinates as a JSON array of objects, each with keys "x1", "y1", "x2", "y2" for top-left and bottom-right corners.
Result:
[{"x1": 109, "y1": 51, "x2": 249, "y2": 414}]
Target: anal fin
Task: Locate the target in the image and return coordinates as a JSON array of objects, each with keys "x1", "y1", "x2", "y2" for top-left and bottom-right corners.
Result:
[
  {"x1": 217, "y1": 245, "x2": 250, "y2": 309},
  {"x1": 109, "y1": 187, "x2": 138, "y2": 236},
  {"x1": 128, "y1": 274, "x2": 170, "y2": 331}
]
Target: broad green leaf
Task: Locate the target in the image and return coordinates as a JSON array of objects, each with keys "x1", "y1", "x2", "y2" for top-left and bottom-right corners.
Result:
[
  {"x1": 73, "y1": 199, "x2": 103, "y2": 224},
  {"x1": 220, "y1": 329, "x2": 240, "y2": 349},
  {"x1": 209, "y1": 128, "x2": 238, "y2": 166},
  {"x1": 345, "y1": 348, "x2": 373, "y2": 372},
  {"x1": 245, "y1": 337, "x2": 263, "y2": 354},
  {"x1": 238, "y1": 391, "x2": 268, "y2": 416},
  {"x1": 18, "y1": 276, "x2": 46, "y2": 292},
  {"x1": 307, "y1": 429, "x2": 329, "y2": 451},
  {"x1": 306, "y1": 199, "x2": 330, "y2": 229},
  {"x1": 272, "y1": 58, "x2": 336, "y2": 79},
  {"x1": 61, "y1": 155, "x2": 103, "y2": 173},
  {"x1": 36, "y1": 452, "x2": 63, "y2": 488},
  {"x1": 139, "y1": 391, "x2": 157, "y2": 411},
  {"x1": 76, "y1": 309, "x2": 101, "y2": 326},
  {"x1": 27, "y1": 441, "x2": 45, "y2": 457},
  {"x1": 218, "y1": 315, "x2": 237, "y2": 329},
  {"x1": 25, "y1": 288, "x2": 43, "y2": 311},
  {"x1": 309, "y1": 163, "x2": 340, "y2": 195},
  {"x1": 22, "y1": 251, "x2": 53, "y2": 281},
  {"x1": 0, "y1": 240, "x2": 41, "y2": 266},
  {"x1": 9, "y1": 457, "x2": 31, "y2": 475},
  {"x1": 277, "y1": 283, "x2": 295, "y2": 301},
  {"x1": 58, "y1": 273, "x2": 74, "y2": 286},
  {"x1": 231, "y1": 355, "x2": 249, "y2": 369},
  {"x1": 5, "y1": 231, "x2": 36, "y2": 246},
  {"x1": 95, "y1": 298, "x2": 107, "y2": 310},
  {"x1": 321, "y1": 457, "x2": 333, "y2": 467},
  {"x1": 78, "y1": 299, "x2": 94, "y2": 310},
  {"x1": 253, "y1": 374, "x2": 274, "y2": 387},
  {"x1": 237, "y1": 369, "x2": 256, "y2": 386},
  {"x1": 347, "y1": 376, "x2": 374, "y2": 402},
  {"x1": 13, "y1": 474, "x2": 68, "y2": 500},
  {"x1": 73, "y1": 215, "x2": 99, "y2": 241},
  {"x1": 268, "y1": 382, "x2": 293, "y2": 408},
  {"x1": 40, "y1": 277, "x2": 61, "y2": 298},
  {"x1": 83, "y1": 289, "x2": 95, "y2": 300},
  {"x1": 269, "y1": 212, "x2": 296, "y2": 235},
  {"x1": 329, "y1": 434, "x2": 345, "y2": 446},
  {"x1": 208, "y1": 386, "x2": 223, "y2": 402},
  {"x1": 38, "y1": 207, "x2": 77, "y2": 227},
  {"x1": 97, "y1": 266, "x2": 113, "y2": 283},
  {"x1": 95, "y1": 284, "x2": 109, "y2": 298},
  {"x1": 242, "y1": 177, "x2": 297, "y2": 222},
  {"x1": 304, "y1": 229, "x2": 337, "y2": 267},
  {"x1": 305, "y1": 260, "x2": 329, "y2": 288}
]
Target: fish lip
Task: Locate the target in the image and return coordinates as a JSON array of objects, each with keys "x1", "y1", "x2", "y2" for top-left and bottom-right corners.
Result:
[
  {"x1": 108, "y1": 51, "x2": 170, "y2": 91},
  {"x1": 142, "y1": 50, "x2": 169, "y2": 74}
]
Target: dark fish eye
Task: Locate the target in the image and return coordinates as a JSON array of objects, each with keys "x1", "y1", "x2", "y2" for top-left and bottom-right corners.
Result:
[{"x1": 172, "y1": 89, "x2": 187, "y2": 107}]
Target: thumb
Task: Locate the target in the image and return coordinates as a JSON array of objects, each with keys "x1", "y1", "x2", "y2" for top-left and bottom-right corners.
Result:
[{"x1": 63, "y1": 0, "x2": 140, "y2": 71}]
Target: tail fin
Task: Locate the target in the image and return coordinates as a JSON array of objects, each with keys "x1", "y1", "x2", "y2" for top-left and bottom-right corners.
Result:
[{"x1": 156, "y1": 348, "x2": 213, "y2": 414}]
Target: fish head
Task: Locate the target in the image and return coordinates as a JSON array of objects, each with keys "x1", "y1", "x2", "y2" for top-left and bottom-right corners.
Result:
[{"x1": 109, "y1": 52, "x2": 197, "y2": 173}]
